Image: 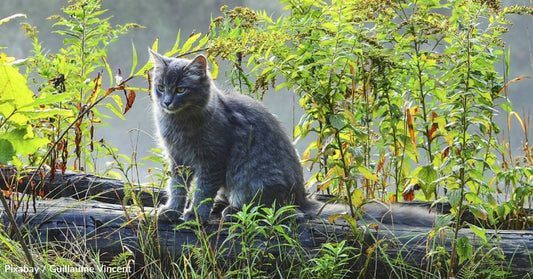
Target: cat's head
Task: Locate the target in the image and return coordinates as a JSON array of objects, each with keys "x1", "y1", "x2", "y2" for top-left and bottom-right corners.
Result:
[{"x1": 149, "y1": 50, "x2": 211, "y2": 114}]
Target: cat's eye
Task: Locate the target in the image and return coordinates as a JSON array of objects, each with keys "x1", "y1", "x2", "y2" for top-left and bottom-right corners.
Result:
[
  {"x1": 175, "y1": 87, "x2": 186, "y2": 94},
  {"x1": 157, "y1": 84, "x2": 165, "y2": 92}
]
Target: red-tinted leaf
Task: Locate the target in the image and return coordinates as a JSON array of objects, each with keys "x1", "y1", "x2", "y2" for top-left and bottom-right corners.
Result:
[
  {"x1": 90, "y1": 125, "x2": 94, "y2": 151},
  {"x1": 124, "y1": 90, "x2": 136, "y2": 114},
  {"x1": 429, "y1": 111, "x2": 439, "y2": 141},
  {"x1": 376, "y1": 155, "x2": 386, "y2": 174},
  {"x1": 402, "y1": 183, "x2": 420, "y2": 201},
  {"x1": 406, "y1": 107, "x2": 417, "y2": 147},
  {"x1": 441, "y1": 146, "x2": 450, "y2": 159},
  {"x1": 147, "y1": 71, "x2": 153, "y2": 101},
  {"x1": 88, "y1": 73, "x2": 102, "y2": 105}
]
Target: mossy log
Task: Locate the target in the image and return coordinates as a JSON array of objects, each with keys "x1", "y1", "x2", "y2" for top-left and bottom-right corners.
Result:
[{"x1": 0, "y1": 166, "x2": 532, "y2": 277}]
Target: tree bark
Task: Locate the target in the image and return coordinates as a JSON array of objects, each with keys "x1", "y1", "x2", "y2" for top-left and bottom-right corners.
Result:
[
  {"x1": 0, "y1": 165, "x2": 166, "y2": 207},
  {"x1": 0, "y1": 166, "x2": 532, "y2": 277}
]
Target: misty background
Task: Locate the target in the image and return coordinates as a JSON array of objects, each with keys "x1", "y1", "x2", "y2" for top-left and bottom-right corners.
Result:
[{"x1": 2, "y1": 0, "x2": 533, "y2": 185}]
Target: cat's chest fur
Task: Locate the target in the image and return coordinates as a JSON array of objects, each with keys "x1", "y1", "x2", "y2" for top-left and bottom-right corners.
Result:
[{"x1": 156, "y1": 100, "x2": 230, "y2": 168}]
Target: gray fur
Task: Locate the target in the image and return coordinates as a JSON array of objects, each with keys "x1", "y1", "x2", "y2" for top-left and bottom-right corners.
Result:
[
  {"x1": 149, "y1": 51, "x2": 313, "y2": 222},
  {"x1": 149, "y1": 51, "x2": 435, "y2": 227}
]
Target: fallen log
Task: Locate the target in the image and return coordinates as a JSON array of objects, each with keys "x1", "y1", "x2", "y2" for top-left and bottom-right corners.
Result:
[
  {"x1": 0, "y1": 166, "x2": 532, "y2": 277},
  {"x1": 0, "y1": 165, "x2": 166, "y2": 207},
  {"x1": 3, "y1": 198, "x2": 532, "y2": 277}
]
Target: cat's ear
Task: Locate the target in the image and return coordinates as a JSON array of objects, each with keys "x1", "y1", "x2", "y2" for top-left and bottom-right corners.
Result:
[
  {"x1": 186, "y1": 55, "x2": 208, "y2": 77},
  {"x1": 148, "y1": 49, "x2": 169, "y2": 70}
]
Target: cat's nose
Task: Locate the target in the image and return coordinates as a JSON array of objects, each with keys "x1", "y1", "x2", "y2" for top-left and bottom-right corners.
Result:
[{"x1": 163, "y1": 100, "x2": 171, "y2": 108}]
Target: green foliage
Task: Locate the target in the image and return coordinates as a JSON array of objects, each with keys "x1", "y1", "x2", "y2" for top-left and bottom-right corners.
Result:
[
  {"x1": 1, "y1": 0, "x2": 533, "y2": 278},
  {"x1": 208, "y1": 0, "x2": 533, "y2": 275},
  {"x1": 221, "y1": 203, "x2": 301, "y2": 278},
  {"x1": 23, "y1": 0, "x2": 142, "y2": 172},
  {"x1": 0, "y1": 1, "x2": 216, "y2": 277},
  {"x1": 148, "y1": 203, "x2": 360, "y2": 279},
  {"x1": 0, "y1": 56, "x2": 51, "y2": 165},
  {"x1": 302, "y1": 240, "x2": 357, "y2": 278},
  {"x1": 0, "y1": 0, "x2": 144, "y2": 174}
]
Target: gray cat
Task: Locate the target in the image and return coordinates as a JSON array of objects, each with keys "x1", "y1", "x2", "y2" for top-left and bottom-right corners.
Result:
[{"x1": 149, "y1": 50, "x2": 435, "y2": 226}]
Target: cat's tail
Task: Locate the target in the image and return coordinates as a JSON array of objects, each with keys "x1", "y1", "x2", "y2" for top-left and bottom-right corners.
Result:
[{"x1": 298, "y1": 198, "x2": 436, "y2": 227}]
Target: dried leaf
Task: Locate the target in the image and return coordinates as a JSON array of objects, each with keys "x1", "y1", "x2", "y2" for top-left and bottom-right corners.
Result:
[
  {"x1": 147, "y1": 71, "x2": 153, "y2": 101},
  {"x1": 402, "y1": 183, "x2": 420, "y2": 201},
  {"x1": 327, "y1": 213, "x2": 343, "y2": 224},
  {"x1": 406, "y1": 107, "x2": 417, "y2": 147},
  {"x1": 88, "y1": 73, "x2": 102, "y2": 105},
  {"x1": 376, "y1": 155, "x2": 386, "y2": 174},
  {"x1": 498, "y1": 75, "x2": 533, "y2": 97},
  {"x1": 441, "y1": 146, "x2": 450, "y2": 159},
  {"x1": 429, "y1": 111, "x2": 439, "y2": 141},
  {"x1": 124, "y1": 90, "x2": 136, "y2": 114},
  {"x1": 508, "y1": 111, "x2": 526, "y2": 136},
  {"x1": 2, "y1": 190, "x2": 11, "y2": 198},
  {"x1": 74, "y1": 118, "x2": 83, "y2": 164},
  {"x1": 90, "y1": 125, "x2": 94, "y2": 151}
]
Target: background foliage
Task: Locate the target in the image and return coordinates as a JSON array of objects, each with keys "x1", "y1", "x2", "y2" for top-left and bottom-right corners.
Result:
[
  {"x1": 1, "y1": 0, "x2": 533, "y2": 278},
  {"x1": 207, "y1": 0, "x2": 533, "y2": 273},
  {"x1": 209, "y1": 0, "x2": 532, "y2": 218}
]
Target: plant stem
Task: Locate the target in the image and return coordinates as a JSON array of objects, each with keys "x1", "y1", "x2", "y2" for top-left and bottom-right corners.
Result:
[
  {"x1": 383, "y1": 87, "x2": 402, "y2": 201},
  {"x1": 449, "y1": 25, "x2": 473, "y2": 277},
  {"x1": 0, "y1": 177, "x2": 40, "y2": 279}
]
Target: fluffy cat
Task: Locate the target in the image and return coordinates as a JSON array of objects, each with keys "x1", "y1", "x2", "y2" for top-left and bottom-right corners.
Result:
[{"x1": 149, "y1": 50, "x2": 435, "y2": 226}]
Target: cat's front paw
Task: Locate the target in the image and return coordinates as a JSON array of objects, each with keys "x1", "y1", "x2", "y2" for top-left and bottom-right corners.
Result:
[
  {"x1": 182, "y1": 208, "x2": 210, "y2": 224},
  {"x1": 221, "y1": 206, "x2": 240, "y2": 222},
  {"x1": 157, "y1": 207, "x2": 182, "y2": 223}
]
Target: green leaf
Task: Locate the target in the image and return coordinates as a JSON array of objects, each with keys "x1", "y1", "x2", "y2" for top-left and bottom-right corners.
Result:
[
  {"x1": 447, "y1": 188, "x2": 463, "y2": 207},
  {"x1": 0, "y1": 103, "x2": 27, "y2": 125},
  {"x1": 468, "y1": 224, "x2": 487, "y2": 243},
  {"x1": 103, "y1": 56, "x2": 114, "y2": 86},
  {"x1": 434, "y1": 214, "x2": 454, "y2": 228},
  {"x1": 151, "y1": 38, "x2": 159, "y2": 53},
  {"x1": 275, "y1": 82, "x2": 288, "y2": 92},
  {"x1": 180, "y1": 33, "x2": 202, "y2": 55},
  {"x1": 322, "y1": 22, "x2": 337, "y2": 32},
  {"x1": 0, "y1": 139, "x2": 15, "y2": 164},
  {"x1": 347, "y1": 146, "x2": 364, "y2": 165},
  {"x1": 358, "y1": 166, "x2": 378, "y2": 182},
  {"x1": 0, "y1": 129, "x2": 49, "y2": 158},
  {"x1": 0, "y1": 62, "x2": 34, "y2": 124},
  {"x1": 466, "y1": 203, "x2": 489, "y2": 222},
  {"x1": 25, "y1": 92, "x2": 72, "y2": 107},
  {"x1": 129, "y1": 42, "x2": 138, "y2": 77},
  {"x1": 105, "y1": 102, "x2": 125, "y2": 120},
  {"x1": 351, "y1": 188, "x2": 365, "y2": 206},
  {"x1": 193, "y1": 34, "x2": 209, "y2": 52},
  {"x1": 20, "y1": 108, "x2": 74, "y2": 119},
  {"x1": 416, "y1": 165, "x2": 438, "y2": 199},
  {"x1": 135, "y1": 39, "x2": 159, "y2": 76},
  {"x1": 329, "y1": 114, "x2": 345, "y2": 130},
  {"x1": 170, "y1": 30, "x2": 182, "y2": 53},
  {"x1": 456, "y1": 236, "x2": 473, "y2": 264}
]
